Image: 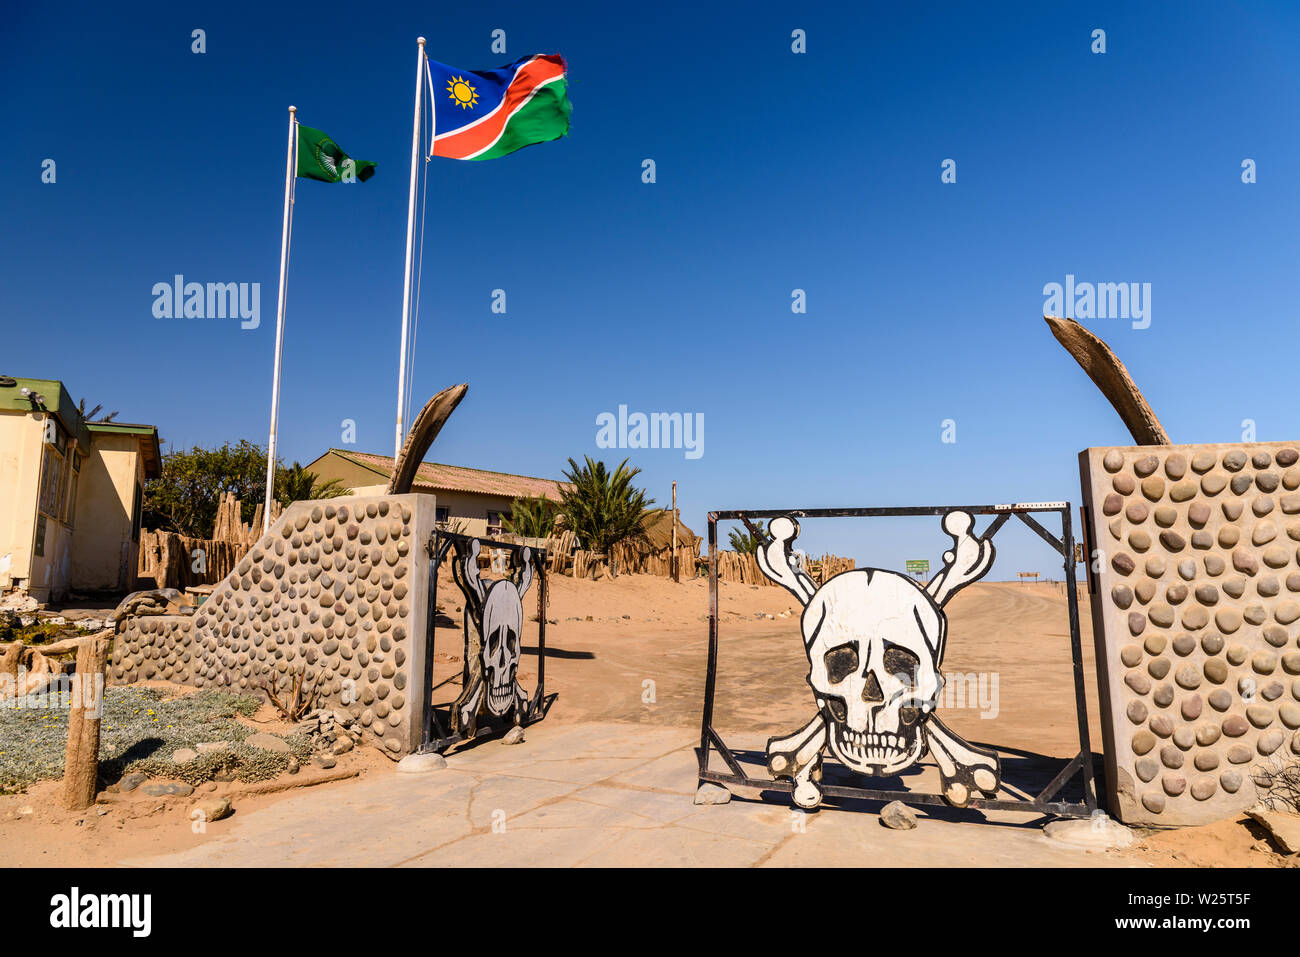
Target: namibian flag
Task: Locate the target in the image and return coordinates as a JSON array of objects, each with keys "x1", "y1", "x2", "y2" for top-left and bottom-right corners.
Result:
[{"x1": 429, "y1": 54, "x2": 571, "y2": 161}]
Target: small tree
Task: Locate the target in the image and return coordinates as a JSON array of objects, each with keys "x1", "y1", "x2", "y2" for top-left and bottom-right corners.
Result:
[
  {"x1": 558, "y1": 456, "x2": 654, "y2": 554},
  {"x1": 504, "y1": 495, "x2": 559, "y2": 538},
  {"x1": 143, "y1": 440, "x2": 269, "y2": 536},
  {"x1": 728, "y1": 528, "x2": 763, "y2": 554}
]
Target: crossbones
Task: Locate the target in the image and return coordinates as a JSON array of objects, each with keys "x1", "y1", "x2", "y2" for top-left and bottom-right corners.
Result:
[
  {"x1": 757, "y1": 511, "x2": 1002, "y2": 809},
  {"x1": 451, "y1": 539, "x2": 532, "y2": 737}
]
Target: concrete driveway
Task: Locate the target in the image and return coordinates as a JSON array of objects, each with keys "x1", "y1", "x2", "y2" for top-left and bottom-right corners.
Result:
[{"x1": 125, "y1": 721, "x2": 1133, "y2": 868}]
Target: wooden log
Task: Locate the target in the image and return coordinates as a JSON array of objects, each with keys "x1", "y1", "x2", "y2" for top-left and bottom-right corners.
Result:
[
  {"x1": 24, "y1": 636, "x2": 93, "y2": 657},
  {"x1": 1044, "y1": 316, "x2": 1170, "y2": 445},
  {"x1": 62, "y1": 633, "x2": 112, "y2": 810}
]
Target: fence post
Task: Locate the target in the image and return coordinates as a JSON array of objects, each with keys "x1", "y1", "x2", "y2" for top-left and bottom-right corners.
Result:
[{"x1": 62, "y1": 633, "x2": 112, "y2": 810}]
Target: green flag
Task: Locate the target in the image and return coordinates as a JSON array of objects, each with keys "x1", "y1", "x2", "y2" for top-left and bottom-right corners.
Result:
[{"x1": 296, "y1": 124, "x2": 376, "y2": 183}]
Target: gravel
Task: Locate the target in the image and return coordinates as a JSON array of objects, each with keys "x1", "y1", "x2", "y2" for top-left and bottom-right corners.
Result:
[{"x1": 0, "y1": 686, "x2": 312, "y2": 793}]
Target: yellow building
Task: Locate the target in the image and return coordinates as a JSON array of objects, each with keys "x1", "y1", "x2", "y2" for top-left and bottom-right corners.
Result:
[
  {"x1": 305, "y1": 449, "x2": 567, "y2": 538},
  {"x1": 0, "y1": 377, "x2": 160, "y2": 602}
]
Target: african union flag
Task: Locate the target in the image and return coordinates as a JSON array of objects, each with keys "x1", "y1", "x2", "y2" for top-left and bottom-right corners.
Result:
[{"x1": 429, "y1": 54, "x2": 571, "y2": 160}]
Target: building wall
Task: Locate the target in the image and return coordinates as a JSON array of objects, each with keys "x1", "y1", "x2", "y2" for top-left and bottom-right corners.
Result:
[
  {"x1": 0, "y1": 412, "x2": 41, "y2": 590},
  {"x1": 1, "y1": 410, "x2": 147, "y2": 601},
  {"x1": 426, "y1": 490, "x2": 516, "y2": 537},
  {"x1": 0, "y1": 411, "x2": 74, "y2": 600},
  {"x1": 70, "y1": 432, "x2": 143, "y2": 592},
  {"x1": 344, "y1": 484, "x2": 516, "y2": 538},
  {"x1": 307, "y1": 456, "x2": 388, "y2": 494}
]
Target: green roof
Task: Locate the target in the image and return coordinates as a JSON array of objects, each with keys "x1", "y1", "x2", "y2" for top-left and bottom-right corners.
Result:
[
  {"x1": 0, "y1": 376, "x2": 89, "y2": 447},
  {"x1": 0, "y1": 376, "x2": 161, "y2": 477}
]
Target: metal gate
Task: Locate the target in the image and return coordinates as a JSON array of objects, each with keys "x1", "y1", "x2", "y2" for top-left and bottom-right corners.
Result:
[
  {"x1": 419, "y1": 530, "x2": 551, "y2": 754},
  {"x1": 697, "y1": 503, "x2": 1100, "y2": 818}
]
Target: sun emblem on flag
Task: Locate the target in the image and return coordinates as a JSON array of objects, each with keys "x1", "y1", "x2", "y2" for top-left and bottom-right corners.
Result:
[{"x1": 447, "y1": 75, "x2": 479, "y2": 110}]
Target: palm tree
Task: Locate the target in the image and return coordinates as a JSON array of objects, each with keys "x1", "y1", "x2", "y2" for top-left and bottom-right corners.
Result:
[
  {"x1": 504, "y1": 495, "x2": 559, "y2": 538},
  {"x1": 275, "y1": 462, "x2": 349, "y2": 505},
  {"x1": 728, "y1": 528, "x2": 763, "y2": 554},
  {"x1": 558, "y1": 456, "x2": 654, "y2": 554},
  {"x1": 77, "y1": 397, "x2": 119, "y2": 423}
]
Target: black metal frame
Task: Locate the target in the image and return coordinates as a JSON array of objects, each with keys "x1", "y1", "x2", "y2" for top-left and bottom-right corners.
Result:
[
  {"x1": 697, "y1": 503, "x2": 1100, "y2": 818},
  {"x1": 420, "y1": 530, "x2": 549, "y2": 754}
]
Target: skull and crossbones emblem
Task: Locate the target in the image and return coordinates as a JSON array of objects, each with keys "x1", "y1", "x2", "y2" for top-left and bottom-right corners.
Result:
[
  {"x1": 451, "y1": 539, "x2": 533, "y2": 736},
  {"x1": 757, "y1": 510, "x2": 1002, "y2": 809}
]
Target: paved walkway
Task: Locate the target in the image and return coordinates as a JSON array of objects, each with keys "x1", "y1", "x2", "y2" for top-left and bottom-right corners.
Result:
[{"x1": 126, "y1": 722, "x2": 1135, "y2": 867}]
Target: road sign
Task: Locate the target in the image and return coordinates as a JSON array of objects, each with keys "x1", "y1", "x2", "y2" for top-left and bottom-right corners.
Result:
[{"x1": 905, "y1": 559, "x2": 929, "y2": 574}]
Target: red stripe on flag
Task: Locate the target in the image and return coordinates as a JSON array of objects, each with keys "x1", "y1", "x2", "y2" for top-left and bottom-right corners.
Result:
[{"x1": 434, "y1": 55, "x2": 566, "y2": 158}]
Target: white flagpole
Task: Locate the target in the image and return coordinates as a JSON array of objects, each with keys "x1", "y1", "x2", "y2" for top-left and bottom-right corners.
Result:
[
  {"x1": 265, "y1": 105, "x2": 298, "y2": 534},
  {"x1": 395, "y1": 36, "x2": 427, "y2": 456}
]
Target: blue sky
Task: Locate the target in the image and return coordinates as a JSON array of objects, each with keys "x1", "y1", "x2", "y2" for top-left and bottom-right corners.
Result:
[{"x1": 5, "y1": 0, "x2": 1299, "y2": 578}]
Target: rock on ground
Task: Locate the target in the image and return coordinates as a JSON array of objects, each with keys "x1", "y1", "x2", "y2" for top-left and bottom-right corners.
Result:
[
  {"x1": 140, "y1": 782, "x2": 194, "y2": 797},
  {"x1": 880, "y1": 800, "x2": 918, "y2": 830},
  {"x1": 1246, "y1": 808, "x2": 1300, "y2": 855},
  {"x1": 694, "y1": 783, "x2": 731, "y2": 805},
  {"x1": 1043, "y1": 813, "x2": 1134, "y2": 849},
  {"x1": 172, "y1": 748, "x2": 198, "y2": 764},
  {"x1": 191, "y1": 797, "x2": 233, "y2": 823},
  {"x1": 502, "y1": 726, "x2": 525, "y2": 746},
  {"x1": 245, "y1": 732, "x2": 292, "y2": 754},
  {"x1": 397, "y1": 752, "x2": 447, "y2": 774}
]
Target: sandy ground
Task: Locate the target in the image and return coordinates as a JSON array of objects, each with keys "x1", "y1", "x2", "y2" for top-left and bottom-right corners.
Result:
[{"x1": 1, "y1": 574, "x2": 1295, "y2": 867}]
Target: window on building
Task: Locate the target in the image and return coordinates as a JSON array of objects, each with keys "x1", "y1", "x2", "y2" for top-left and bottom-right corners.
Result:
[
  {"x1": 38, "y1": 444, "x2": 65, "y2": 520},
  {"x1": 486, "y1": 510, "x2": 503, "y2": 536},
  {"x1": 436, "y1": 506, "x2": 450, "y2": 526}
]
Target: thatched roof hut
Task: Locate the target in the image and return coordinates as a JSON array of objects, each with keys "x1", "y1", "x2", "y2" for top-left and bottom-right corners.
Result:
[{"x1": 640, "y1": 509, "x2": 700, "y2": 553}]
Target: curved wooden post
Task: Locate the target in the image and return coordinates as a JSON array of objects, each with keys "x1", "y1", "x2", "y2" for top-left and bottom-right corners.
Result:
[
  {"x1": 388, "y1": 383, "x2": 469, "y2": 494},
  {"x1": 1044, "y1": 316, "x2": 1170, "y2": 445}
]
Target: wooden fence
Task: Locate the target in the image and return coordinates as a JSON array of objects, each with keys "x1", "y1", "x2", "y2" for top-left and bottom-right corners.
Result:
[
  {"x1": 138, "y1": 531, "x2": 252, "y2": 591},
  {"x1": 488, "y1": 530, "x2": 853, "y2": 586},
  {"x1": 713, "y1": 550, "x2": 855, "y2": 587},
  {"x1": 137, "y1": 491, "x2": 278, "y2": 590}
]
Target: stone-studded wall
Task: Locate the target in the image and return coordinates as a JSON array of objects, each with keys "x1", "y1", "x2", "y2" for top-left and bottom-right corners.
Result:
[
  {"x1": 109, "y1": 494, "x2": 435, "y2": 758},
  {"x1": 1080, "y1": 443, "x2": 1300, "y2": 825}
]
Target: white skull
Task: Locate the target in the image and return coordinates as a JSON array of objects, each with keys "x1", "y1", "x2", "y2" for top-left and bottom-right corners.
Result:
[
  {"x1": 480, "y1": 580, "x2": 522, "y2": 716},
  {"x1": 801, "y1": 569, "x2": 945, "y2": 775}
]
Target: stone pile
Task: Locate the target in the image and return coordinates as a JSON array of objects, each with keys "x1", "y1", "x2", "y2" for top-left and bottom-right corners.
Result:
[{"x1": 299, "y1": 707, "x2": 362, "y2": 756}]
